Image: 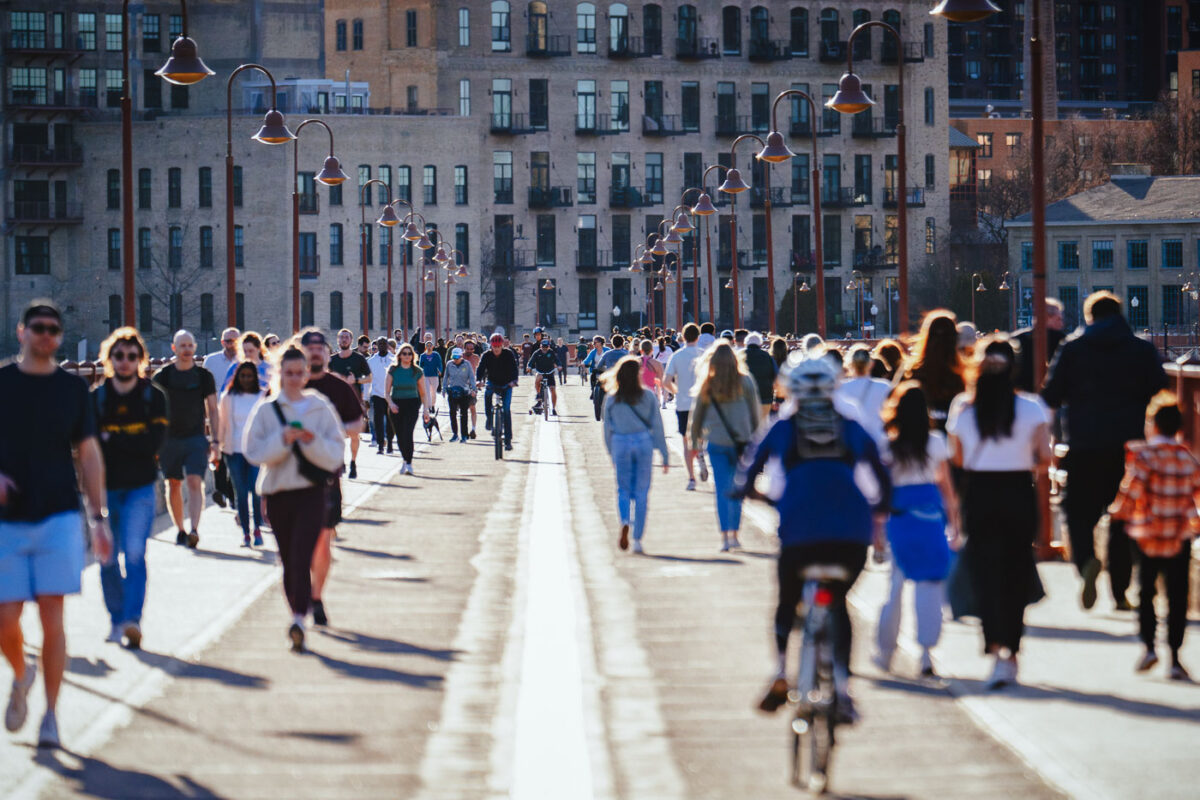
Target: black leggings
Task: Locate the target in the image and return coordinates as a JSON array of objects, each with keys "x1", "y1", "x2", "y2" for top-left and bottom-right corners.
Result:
[
  {"x1": 371, "y1": 396, "x2": 394, "y2": 449},
  {"x1": 1064, "y1": 447, "x2": 1134, "y2": 601},
  {"x1": 448, "y1": 395, "x2": 472, "y2": 438},
  {"x1": 265, "y1": 486, "x2": 326, "y2": 616},
  {"x1": 775, "y1": 542, "x2": 868, "y2": 669},
  {"x1": 1138, "y1": 548, "x2": 1190, "y2": 654},
  {"x1": 389, "y1": 397, "x2": 422, "y2": 463}
]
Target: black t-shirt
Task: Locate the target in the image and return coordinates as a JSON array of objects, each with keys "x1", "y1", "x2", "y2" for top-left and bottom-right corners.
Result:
[
  {"x1": 329, "y1": 352, "x2": 370, "y2": 382},
  {"x1": 307, "y1": 372, "x2": 365, "y2": 424},
  {"x1": 152, "y1": 362, "x2": 216, "y2": 439},
  {"x1": 477, "y1": 348, "x2": 520, "y2": 387},
  {"x1": 529, "y1": 348, "x2": 559, "y2": 373},
  {"x1": 0, "y1": 364, "x2": 96, "y2": 522},
  {"x1": 93, "y1": 378, "x2": 169, "y2": 490}
]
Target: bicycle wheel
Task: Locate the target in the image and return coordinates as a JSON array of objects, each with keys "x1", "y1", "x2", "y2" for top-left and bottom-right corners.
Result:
[
  {"x1": 543, "y1": 384, "x2": 550, "y2": 421},
  {"x1": 493, "y1": 405, "x2": 504, "y2": 460}
]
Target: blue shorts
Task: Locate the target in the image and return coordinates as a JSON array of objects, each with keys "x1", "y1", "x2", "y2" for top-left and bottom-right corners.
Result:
[
  {"x1": 0, "y1": 511, "x2": 86, "y2": 602},
  {"x1": 159, "y1": 435, "x2": 209, "y2": 480}
]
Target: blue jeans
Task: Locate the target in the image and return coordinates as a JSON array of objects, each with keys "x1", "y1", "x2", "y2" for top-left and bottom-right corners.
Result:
[
  {"x1": 707, "y1": 443, "x2": 744, "y2": 533},
  {"x1": 225, "y1": 453, "x2": 262, "y2": 536},
  {"x1": 611, "y1": 431, "x2": 654, "y2": 541},
  {"x1": 100, "y1": 483, "x2": 157, "y2": 626},
  {"x1": 484, "y1": 383, "x2": 513, "y2": 445}
]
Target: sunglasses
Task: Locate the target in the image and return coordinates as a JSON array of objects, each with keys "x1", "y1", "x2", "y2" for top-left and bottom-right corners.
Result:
[
  {"x1": 27, "y1": 322, "x2": 62, "y2": 336},
  {"x1": 109, "y1": 350, "x2": 140, "y2": 362}
]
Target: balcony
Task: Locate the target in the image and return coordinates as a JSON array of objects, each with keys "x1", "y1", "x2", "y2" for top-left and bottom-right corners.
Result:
[
  {"x1": 789, "y1": 250, "x2": 816, "y2": 272},
  {"x1": 490, "y1": 112, "x2": 537, "y2": 134},
  {"x1": 853, "y1": 246, "x2": 892, "y2": 270},
  {"x1": 717, "y1": 250, "x2": 750, "y2": 271},
  {"x1": 607, "y1": 35, "x2": 653, "y2": 58},
  {"x1": 789, "y1": 119, "x2": 825, "y2": 138},
  {"x1": 851, "y1": 116, "x2": 898, "y2": 138},
  {"x1": 749, "y1": 38, "x2": 793, "y2": 62},
  {"x1": 676, "y1": 37, "x2": 721, "y2": 59},
  {"x1": 5, "y1": 33, "x2": 83, "y2": 58},
  {"x1": 748, "y1": 186, "x2": 791, "y2": 208},
  {"x1": 819, "y1": 40, "x2": 847, "y2": 63},
  {"x1": 494, "y1": 187, "x2": 514, "y2": 204},
  {"x1": 526, "y1": 34, "x2": 571, "y2": 57},
  {"x1": 493, "y1": 249, "x2": 532, "y2": 272},
  {"x1": 642, "y1": 114, "x2": 688, "y2": 136},
  {"x1": 8, "y1": 143, "x2": 83, "y2": 166},
  {"x1": 576, "y1": 249, "x2": 613, "y2": 271},
  {"x1": 883, "y1": 187, "x2": 926, "y2": 208},
  {"x1": 881, "y1": 41, "x2": 926, "y2": 64},
  {"x1": 821, "y1": 188, "x2": 869, "y2": 209},
  {"x1": 6, "y1": 201, "x2": 83, "y2": 224},
  {"x1": 715, "y1": 115, "x2": 769, "y2": 137},
  {"x1": 576, "y1": 113, "x2": 624, "y2": 135},
  {"x1": 528, "y1": 186, "x2": 573, "y2": 208},
  {"x1": 298, "y1": 193, "x2": 319, "y2": 214},
  {"x1": 299, "y1": 254, "x2": 320, "y2": 278},
  {"x1": 7, "y1": 89, "x2": 86, "y2": 113},
  {"x1": 609, "y1": 186, "x2": 654, "y2": 208}
]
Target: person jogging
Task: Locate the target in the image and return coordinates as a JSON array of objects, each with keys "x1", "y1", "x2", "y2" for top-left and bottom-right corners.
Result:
[
  {"x1": 93, "y1": 327, "x2": 168, "y2": 649},
  {"x1": 477, "y1": 332, "x2": 520, "y2": 452}
]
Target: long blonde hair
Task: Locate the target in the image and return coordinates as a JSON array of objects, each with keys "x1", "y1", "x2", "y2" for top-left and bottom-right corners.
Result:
[{"x1": 693, "y1": 340, "x2": 747, "y2": 403}]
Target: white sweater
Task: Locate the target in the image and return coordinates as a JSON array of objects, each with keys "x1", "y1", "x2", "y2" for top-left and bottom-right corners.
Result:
[{"x1": 243, "y1": 390, "x2": 347, "y2": 495}]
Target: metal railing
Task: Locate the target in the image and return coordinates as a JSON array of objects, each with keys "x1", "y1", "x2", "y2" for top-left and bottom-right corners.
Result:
[
  {"x1": 298, "y1": 193, "x2": 319, "y2": 214},
  {"x1": 819, "y1": 40, "x2": 847, "y2": 62},
  {"x1": 748, "y1": 38, "x2": 793, "y2": 61},
  {"x1": 715, "y1": 114, "x2": 769, "y2": 137},
  {"x1": 490, "y1": 112, "x2": 538, "y2": 134},
  {"x1": 676, "y1": 37, "x2": 721, "y2": 59},
  {"x1": 609, "y1": 186, "x2": 654, "y2": 207},
  {"x1": 6, "y1": 201, "x2": 84, "y2": 222},
  {"x1": 821, "y1": 188, "x2": 869, "y2": 208},
  {"x1": 748, "y1": 186, "x2": 791, "y2": 208},
  {"x1": 526, "y1": 34, "x2": 572, "y2": 56},
  {"x1": 528, "y1": 186, "x2": 573, "y2": 208},
  {"x1": 9, "y1": 143, "x2": 83, "y2": 164},
  {"x1": 883, "y1": 187, "x2": 926, "y2": 207},
  {"x1": 576, "y1": 249, "x2": 611, "y2": 270},
  {"x1": 642, "y1": 114, "x2": 688, "y2": 136}
]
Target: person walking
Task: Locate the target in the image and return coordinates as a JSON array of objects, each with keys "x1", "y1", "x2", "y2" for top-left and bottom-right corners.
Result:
[
  {"x1": 218, "y1": 361, "x2": 266, "y2": 547},
  {"x1": 1108, "y1": 392, "x2": 1197, "y2": 681},
  {"x1": 1043, "y1": 291, "x2": 1167, "y2": 611},
  {"x1": 463, "y1": 339, "x2": 481, "y2": 438},
  {"x1": 93, "y1": 327, "x2": 169, "y2": 648},
  {"x1": 202, "y1": 327, "x2": 240, "y2": 387},
  {"x1": 947, "y1": 336, "x2": 1051, "y2": 689},
  {"x1": 219, "y1": 331, "x2": 269, "y2": 395},
  {"x1": 663, "y1": 323, "x2": 708, "y2": 490},
  {"x1": 328, "y1": 328, "x2": 371, "y2": 479},
  {"x1": 367, "y1": 337, "x2": 395, "y2": 454},
  {"x1": 875, "y1": 381, "x2": 959, "y2": 678},
  {"x1": 244, "y1": 345, "x2": 347, "y2": 652},
  {"x1": 689, "y1": 341, "x2": 763, "y2": 551},
  {"x1": 1014, "y1": 298, "x2": 1066, "y2": 393},
  {"x1": 602, "y1": 356, "x2": 669, "y2": 554},
  {"x1": 1, "y1": 301, "x2": 112, "y2": 749},
  {"x1": 152, "y1": 330, "x2": 220, "y2": 549},
  {"x1": 897, "y1": 311, "x2": 965, "y2": 432},
  {"x1": 443, "y1": 348, "x2": 476, "y2": 443},
  {"x1": 742, "y1": 332, "x2": 778, "y2": 419},
  {"x1": 386, "y1": 343, "x2": 431, "y2": 473},
  {"x1": 837, "y1": 346, "x2": 893, "y2": 444},
  {"x1": 419, "y1": 339, "x2": 443, "y2": 417},
  {"x1": 637, "y1": 339, "x2": 665, "y2": 405}
]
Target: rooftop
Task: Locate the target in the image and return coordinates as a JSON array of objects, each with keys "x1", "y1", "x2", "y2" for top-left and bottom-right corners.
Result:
[{"x1": 1009, "y1": 176, "x2": 1200, "y2": 227}]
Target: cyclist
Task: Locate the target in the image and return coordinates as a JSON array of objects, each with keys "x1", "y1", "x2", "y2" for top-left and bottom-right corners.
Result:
[
  {"x1": 477, "y1": 332, "x2": 519, "y2": 452},
  {"x1": 529, "y1": 339, "x2": 561, "y2": 416},
  {"x1": 734, "y1": 350, "x2": 891, "y2": 723},
  {"x1": 582, "y1": 336, "x2": 609, "y2": 385}
]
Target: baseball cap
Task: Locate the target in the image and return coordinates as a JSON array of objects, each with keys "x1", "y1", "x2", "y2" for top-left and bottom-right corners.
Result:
[
  {"x1": 451, "y1": 347, "x2": 464, "y2": 359},
  {"x1": 720, "y1": 329, "x2": 734, "y2": 339},
  {"x1": 300, "y1": 330, "x2": 327, "y2": 346},
  {"x1": 22, "y1": 299, "x2": 61, "y2": 326},
  {"x1": 539, "y1": 338, "x2": 551, "y2": 347},
  {"x1": 745, "y1": 332, "x2": 763, "y2": 347}
]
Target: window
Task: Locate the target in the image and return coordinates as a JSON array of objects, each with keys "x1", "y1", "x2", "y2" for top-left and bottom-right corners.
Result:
[
  {"x1": 330, "y1": 291, "x2": 344, "y2": 330},
  {"x1": 1021, "y1": 241, "x2": 1033, "y2": 271},
  {"x1": 106, "y1": 68, "x2": 123, "y2": 106},
  {"x1": 823, "y1": 214, "x2": 840, "y2": 266},
  {"x1": 577, "y1": 2, "x2": 596, "y2": 53},
  {"x1": 610, "y1": 3, "x2": 629, "y2": 53},
  {"x1": 352, "y1": 19, "x2": 363, "y2": 50},
  {"x1": 854, "y1": 155, "x2": 872, "y2": 200},
  {"x1": 790, "y1": 8, "x2": 808, "y2": 56},
  {"x1": 681, "y1": 81, "x2": 700, "y2": 131},
  {"x1": 170, "y1": 82, "x2": 188, "y2": 109},
  {"x1": 577, "y1": 79, "x2": 596, "y2": 130},
  {"x1": 330, "y1": 223, "x2": 343, "y2": 265},
  {"x1": 852, "y1": 9, "x2": 870, "y2": 60},
  {"x1": 105, "y1": 13, "x2": 123, "y2": 51},
  {"x1": 198, "y1": 167, "x2": 212, "y2": 207},
  {"x1": 407, "y1": 86, "x2": 419, "y2": 112},
  {"x1": 138, "y1": 228, "x2": 152, "y2": 269},
  {"x1": 536, "y1": 214, "x2": 556, "y2": 265},
  {"x1": 138, "y1": 169, "x2": 152, "y2": 209},
  {"x1": 925, "y1": 154, "x2": 935, "y2": 188},
  {"x1": 645, "y1": 153, "x2": 663, "y2": 203},
  {"x1": 925, "y1": 218, "x2": 937, "y2": 255},
  {"x1": 107, "y1": 169, "x2": 120, "y2": 209},
  {"x1": 752, "y1": 214, "x2": 767, "y2": 264},
  {"x1": 924, "y1": 87, "x2": 935, "y2": 126},
  {"x1": 169, "y1": 293, "x2": 183, "y2": 331},
  {"x1": 396, "y1": 165, "x2": 411, "y2": 203},
  {"x1": 613, "y1": 215, "x2": 631, "y2": 264},
  {"x1": 377, "y1": 165, "x2": 391, "y2": 204},
  {"x1": 361, "y1": 224, "x2": 373, "y2": 266},
  {"x1": 78, "y1": 13, "x2": 96, "y2": 49},
  {"x1": 491, "y1": 1, "x2": 511, "y2": 51},
  {"x1": 454, "y1": 166, "x2": 468, "y2": 205},
  {"x1": 1006, "y1": 132, "x2": 1022, "y2": 152},
  {"x1": 791, "y1": 154, "x2": 810, "y2": 204},
  {"x1": 143, "y1": 14, "x2": 161, "y2": 52},
  {"x1": 1058, "y1": 241, "x2": 1079, "y2": 270},
  {"x1": 610, "y1": 80, "x2": 629, "y2": 131},
  {"x1": 459, "y1": 79, "x2": 470, "y2": 116},
  {"x1": 15, "y1": 236, "x2": 50, "y2": 275},
  {"x1": 976, "y1": 132, "x2": 993, "y2": 157},
  {"x1": 822, "y1": 83, "x2": 840, "y2": 134},
  {"x1": 1092, "y1": 240, "x2": 1113, "y2": 270},
  {"x1": 722, "y1": 5, "x2": 741, "y2": 55},
  {"x1": 455, "y1": 223, "x2": 470, "y2": 264},
  {"x1": 924, "y1": 22, "x2": 934, "y2": 57},
  {"x1": 1127, "y1": 286, "x2": 1149, "y2": 327},
  {"x1": 643, "y1": 3, "x2": 662, "y2": 54},
  {"x1": 79, "y1": 69, "x2": 97, "y2": 106},
  {"x1": 234, "y1": 226, "x2": 244, "y2": 267},
  {"x1": 200, "y1": 294, "x2": 214, "y2": 333},
  {"x1": 645, "y1": 80, "x2": 663, "y2": 123},
  {"x1": 169, "y1": 227, "x2": 182, "y2": 269},
  {"x1": 577, "y1": 153, "x2": 596, "y2": 204},
  {"x1": 335, "y1": 20, "x2": 347, "y2": 51},
  {"x1": 199, "y1": 226, "x2": 213, "y2": 268},
  {"x1": 1163, "y1": 239, "x2": 1183, "y2": 269},
  {"x1": 977, "y1": 168, "x2": 992, "y2": 188},
  {"x1": 169, "y1": 14, "x2": 182, "y2": 39},
  {"x1": 358, "y1": 165, "x2": 371, "y2": 205},
  {"x1": 423, "y1": 166, "x2": 437, "y2": 204},
  {"x1": 822, "y1": 154, "x2": 841, "y2": 201},
  {"x1": 458, "y1": 8, "x2": 470, "y2": 46},
  {"x1": 492, "y1": 78, "x2": 512, "y2": 128},
  {"x1": 233, "y1": 166, "x2": 244, "y2": 207},
  {"x1": 108, "y1": 295, "x2": 123, "y2": 328},
  {"x1": 1128, "y1": 239, "x2": 1148, "y2": 269},
  {"x1": 456, "y1": 291, "x2": 471, "y2": 329},
  {"x1": 751, "y1": 83, "x2": 769, "y2": 132},
  {"x1": 107, "y1": 229, "x2": 121, "y2": 270},
  {"x1": 1163, "y1": 285, "x2": 1182, "y2": 326},
  {"x1": 406, "y1": 10, "x2": 418, "y2": 47},
  {"x1": 530, "y1": 79, "x2": 548, "y2": 129},
  {"x1": 379, "y1": 226, "x2": 389, "y2": 265},
  {"x1": 301, "y1": 292, "x2": 314, "y2": 327},
  {"x1": 1059, "y1": 286, "x2": 1079, "y2": 330},
  {"x1": 139, "y1": 294, "x2": 152, "y2": 332},
  {"x1": 143, "y1": 67, "x2": 162, "y2": 108},
  {"x1": 168, "y1": 167, "x2": 181, "y2": 208},
  {"x1": 578, "y1": 278, "x2": 598, "y2": 329},
  {"x1": 493, "y1": 151, "x2": 513, "y2": 203}
]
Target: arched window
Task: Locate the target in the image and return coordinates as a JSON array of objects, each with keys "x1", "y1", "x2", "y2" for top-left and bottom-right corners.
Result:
[
  {"x1": 609, "y1": 3, "x2": 628, "y2": 53},
  {"x1": 300, "y1": 291, "x2": 314, "y2": 328},
  {"x1": 790, "y1": 8, "x2": 808, "y2": 56},
  {"x1": 882, "y1": 9, "x2": 901, "y2": 61},
  {"x1": 852, "y1": 9, "x2": 870, "y2": 61},
  {"x1": 678, "y1": 5, "x2": 697, "y2": 50},
  {"x1": 529, "y1": 1, "x2": 547, "y2": 50},
  {"x1": 750, "y1": 6, "x2": 769, "y2": 42},
  {"x1": 577, "y1": 2, "x2": 596, "y2": 53},
  {"x1": 820, "y1": 8, "x2": 839, "y2": 58},
  {"x1": 491, "y1": 1, "x2": 511, "y2": 51},
  {"x1": 722, "y1": 6, "x2": 741, "y2": 55},
  {"x1": 643, "y1": 3, "x2": 662, "y2": 54}
]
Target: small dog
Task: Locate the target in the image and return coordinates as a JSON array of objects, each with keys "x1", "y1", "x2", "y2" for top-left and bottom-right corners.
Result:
[{"x1": 424, "y1": 405, "x2": 443, "y2": 442}]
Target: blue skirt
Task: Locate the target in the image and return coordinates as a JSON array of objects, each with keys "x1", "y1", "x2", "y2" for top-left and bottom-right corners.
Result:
[{"x1": 887, "y1": 483, "x2": 952, "y2": 582}]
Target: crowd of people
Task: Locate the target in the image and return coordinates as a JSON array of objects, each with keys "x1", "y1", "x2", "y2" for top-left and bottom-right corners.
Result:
[{"x1": 0, "y1": 287, "x2": 1194, "y2": 751}]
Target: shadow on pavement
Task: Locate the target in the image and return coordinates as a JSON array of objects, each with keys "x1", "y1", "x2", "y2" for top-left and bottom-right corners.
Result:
[
  {"x1": 316, "y1": 629, "x2": 461, "y2": 661},
  {"x1": 865, "y1": 675, "x2": 952, "y2": 698},
  {"x1": 66, "y1": 656, "x2": 115, "y2": 677},
  {"x1": 641, "y1": 554, "x2": 743, "y2": 565},
  {"x1": 953, "y1": 677, "x2": 1200, "y2": 719},
  {"x1": 309, "y1": 651, "x2": 444, "y2": 688},
  {"x1": 1024, "y1": 624, "x2": 1139, "y2": 644},
  {"x1": 274, "y1": 730, "x2": 362, "y2": 745},
  {"x1": 185, "y1": 547, "x2": 277, "y2": 565},
  {"x1": 31, "y1": 747, "x2": 225, "y2": 798},
  {"x1": 333, "y1": 544, "x2": 413, "y2": 560},
  {"x1": 130, "y1": 649, "x2": 270, "y2": 689}
]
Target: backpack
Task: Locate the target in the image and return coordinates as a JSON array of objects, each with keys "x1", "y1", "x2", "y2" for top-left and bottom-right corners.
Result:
[{"x1": 93, "y1": 379, "x2": 155, "y2": 424}]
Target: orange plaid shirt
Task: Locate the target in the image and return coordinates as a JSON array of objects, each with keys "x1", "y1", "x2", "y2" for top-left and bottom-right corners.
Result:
[{"x1": 1109, "y1": 437, "x2": 1200, "y2": 558}]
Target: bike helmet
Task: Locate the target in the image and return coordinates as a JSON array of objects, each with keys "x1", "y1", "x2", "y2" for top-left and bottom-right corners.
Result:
[
  {"x1": 780, "y1": 351, "x2": 840, "y2": 401},
  {"x1": 489, "y1": 332, "x2": 505, "y2": 345},
  {"x1": 532, "y1": 326, "x2": 543, "y2": 335}
]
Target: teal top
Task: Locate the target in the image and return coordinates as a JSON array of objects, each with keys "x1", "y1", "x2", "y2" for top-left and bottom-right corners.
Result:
[{"x1": 388, "y1": 363, "x2": 423, "y2": 400}]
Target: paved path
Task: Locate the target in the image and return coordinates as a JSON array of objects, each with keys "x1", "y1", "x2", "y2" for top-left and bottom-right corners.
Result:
[{"x1": 1, "y1": 382, "x2": 1196, "y2": 798}]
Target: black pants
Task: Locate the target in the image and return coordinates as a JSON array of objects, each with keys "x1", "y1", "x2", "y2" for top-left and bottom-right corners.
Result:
[
  {"x1": 265, "y1": 486, "x2": 326, "y2": 616},
  {"x1": 1064, "y1": 447, "x2": 1134, "y2": 602},
  {"x1": 389, "y1": 397, "x2": 422, "y2": 463},
  {"x1": 964, "y1": 471, "x2": 1037, "y2": 654},
  {"x1": 775, "y1": 542, "x2": 868, "y2": 670},
  {"x1": 448, "y1": 395, "x2": 472, "y2": 438},
  {"x1": 371, "y1": 397, "x2": 394, "y2": 450},
  {"x1": 1138, "y1": 547, "x2": 1191, "y2": 654}
]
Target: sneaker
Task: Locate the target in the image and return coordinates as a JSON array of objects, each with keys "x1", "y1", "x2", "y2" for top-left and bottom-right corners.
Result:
[
  {"x1": 618, "y1": 523, "x2": 630, "y2": 551},
  {"x1": 1114, "y1": 597, "x2": 1134, "y2": 612},
  {"x1": 387, "y1": 445, "x2": 394, "y2": 454},
  {"x1": 348, "y1": 460, "x2": 357, "y2": 480},
  {"x1": 727, "y1": 537, "x2": 742, "y2": 550},
  {"x1": 1169, "y1": 663, "x2": 1191, "y2": 681},
  {"x1": 698, "y1": 459, "x2": 709, "y2": 482},
  {"x1": 242, "y1": 533, "x2": 251, "y2": 548},
  {"x1": 5, "y1": 661, "x2": 36, "y2": 732},
  {"x1": 175, "y1": 529, "x2": 188, "y2": 546},
  {"x1": 485, "y1": 419, "x2": 493, "y2": 431},
  {"x1": 461, "y1": 437, "x2": 470, "y2": 445},
  {"x1": 872, "y1": 650, "x2": 894, "y2": 675},
  {"x1": 377, "y1": 446, "x2": 384, "y2": 455},
  {"x1": 312, "y1": 599, "x2": 328, "y2": 627},
  {"x1": 289, "y1": 623, "x2": 305, "y2": 653},
  {"x1": 632, "y1": 540, "x2": 644, "y2": 555},
  {"x1": 253, "y1": 529, "x2": 264, "y2": 547},
  {"x1": 720, "y1": 538, "x2": 731, "y2": 553},
  {"x1": 1080, "y1": 557, "x2": 1101, "y2": 610},
  {"x1": 449, "y1": 434, "x2": 459, "y2": 442},
  {"x1": 987, "y1": 657, "x2": 1017, "y2": 690},
  {"x1": 36, "y1": 710, "x2": 59, "y2": 749},
  {"x1": 686, "y1": 479, "x2": 696, "y2": 491},
  {"x1": 469, "y1": 429, "x2": 476, "y2": 440},
  {"x1": 919, "y1": 650, "x2": 937, "y2": 679},
  {"x1": 835, "y1": 692, "x2": 860, "y2": 726},
  {"x1": 212, "y1": 491, "x2": 227, "y2": 509},
  {"x1": 123, "y1": 622, "x2": 142, "y2": 650},
  {"x1": 106, "y1": 624, "x2": 123, "y2": 644},
  {"x1": 187, "y1": 530, "x2": 199, "y2": 549},
  {"x1": 505, "y1": 443, "x2": 513, "y2": 452},
  {"x1": 407, "y1": 463, "x2": 416, "y2": 476},
  {"x1": 1135, "y1": 650, "x2": 1159, "y2": 673},
  {"x1": 551, "y1": 409, "x2": 558, "y2": 416},
  {"x1": 757, "y1": 677, "x2": 790, "y2": 713}
]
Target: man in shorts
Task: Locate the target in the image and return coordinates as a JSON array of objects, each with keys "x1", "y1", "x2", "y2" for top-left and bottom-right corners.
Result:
[
  {"x1": 302, "y1": 329, "x2": 365, "y2": 627},
  {"x1": 1, "y1": 301, "x2": 112, "y2": 749},
  {"x1": 328, "y1": 328, "x2": 371, "y2": 479},
  {"x1": 152, "y1": 330, "x2": 219, "y2": 549},
  {"x1": 664, "y1": 322, "x2": 708, "y2": 490}
]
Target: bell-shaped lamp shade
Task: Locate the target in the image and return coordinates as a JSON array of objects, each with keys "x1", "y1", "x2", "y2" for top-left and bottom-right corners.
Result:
[
  {"x1": 691, "y1": 191, "x2": 717, "y2": 216},
  {"x1": 252, "y1": 108, "x2": 295, "y2": 145},
  {"x1": 998, "y1": 278, "x2": 1011, "y2": 291},
  {"x1": 671, "y1": 211, "x2": 694, "y2": 234},
  {"x1": 650, "y1": 238, "x2": 669, "y2": 257},
  {"x1": 416, "y1": 233, "x2": 434, "y2": 250},
  {"x1": 455, "y1": 265, "x2": 469, "y2": 278},
  {"x1": 654, "y1": 280, "x2": 665, "y2": 291},
  {"x1": 628, "y1": 260, "x2": 644, "y2": 272},
  {"x1": 724, "y1": 279, "x2": 735, "y2": 290},
  {"x1": 665, "y1": 271, "x2": 677, "y2": 284},
  {"x1": 542, "y1": 279, "x2": 555, "y2": 290},
  {"x1": 975, "y1": 280, "x2": 987, "y2": 293},
  {"x1": 846, "y1": 279, "x2": 859, "y2": 291},
  {"x1": 799, "y1": 280, "x2": 811, "y2": 293},
  {"x1": 155, "y1": 36, "x2": 215, "y2": 86},
  {"x1": 316, "y1": 155, "x2": 348, "y2": 186},
  {"x1": 827, "y1": 73, "x2": 874, "y2": 115},
  {"x1": 376, "y1": 204, "x2": 400, "y2": 227},
  {"x1": 446, "y1": 274, "x2": 457, "y2": 285},
  {"x1": 402, "y1": 221, "x2": 422, "y2": 242},
  {"x1": 758, "y1": 131, "x2": 796, "y2": 164},
  {"x1": 930, "y1": 0, "x2": 1002, "y2": 23},
  {"x1": 663, "y1": 227, "x2": 683, "y2": 245},
  {"x1": 718, "y1": 167, "x2": 749, "y2": 194},
  {"x1": 434, "y1": 245, "x2": 450, "y2": 263}
]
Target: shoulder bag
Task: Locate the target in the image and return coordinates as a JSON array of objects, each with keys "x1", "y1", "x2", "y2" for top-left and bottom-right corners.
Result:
[{"x1": 270, "y1": 401, "x2": 336, "y2": 486}]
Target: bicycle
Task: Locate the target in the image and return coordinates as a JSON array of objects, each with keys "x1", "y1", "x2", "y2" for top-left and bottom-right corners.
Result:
[
  {"x1": 789, "y1": 564, "x2": 851, "y2": 794},
  {"x1": 529, "y1": 369, "x2": 555, "y2": 421},
  {"x1": 578, "y1": 359, "x2": 588, "y2": 385},
  {"x1": 489, "y1": 387, "x2": 507, "y2": 460}
]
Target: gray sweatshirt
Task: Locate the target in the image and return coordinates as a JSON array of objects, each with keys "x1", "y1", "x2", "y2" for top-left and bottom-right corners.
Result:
[
  {"x1": 689, "y1": 374, "x2": 763, "y2": 451},
  {"x1": 442, "y1": 359, "x2": 476, "y2": 395},
  {"x1": 602, "y1": 389, "x2": 669, "y2": 465}
]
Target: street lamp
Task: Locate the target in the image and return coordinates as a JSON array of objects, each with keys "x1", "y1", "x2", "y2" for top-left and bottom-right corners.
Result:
[
  {"x1": 291, "y1": 120, "x2": 346, "y2": 332},
  {"x1": 998, "y1": 270, "x2": 1015, "y2": 331},
  {"x1": 380, "y1": 198, "x2": 415, "y2": 338},
  {"x1": 670, "y1": 204, "x2": 694, "y2": 328},
  {"x1": 678, "y1": 190, "x2": 704, "y2": 326},
  {"x1": 358, "y1": 178, "x2": 393, "y2": 335},
  {"x1": 225, "y1": 64, "x2": 295, "y2": 328},
  {"x1": 696, "y1": 167, "x2": 724, "y2": 324},
  {"x1": 972, "y1": 272, "x2": 986, "y2": 325},
  {"x1": 792, "y1": 272, "x2": 812, "y2": 336},
  {"x1": 828, "y1": 20, "x2": 909, "y2": 333},
  {"x1": 846, "y1": 270, "x2": 865, "y2": 338},
  {"x1": 759, "y1": 89, "x2": 825, "y2": 338},
  {"x1": 930, "y1": 0, "x2": 1003, "y2": 23},
  {"x1": 121, "y1": 0, "x2": 214, "y2": 326},
  {"x1": 719, "y1": 135, "x2": 763, "y2": 330}
]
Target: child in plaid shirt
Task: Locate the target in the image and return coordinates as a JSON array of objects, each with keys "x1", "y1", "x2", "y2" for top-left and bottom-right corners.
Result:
[{"x1": 1109, "y1": 392, "x2": 1197, "y2": 680}]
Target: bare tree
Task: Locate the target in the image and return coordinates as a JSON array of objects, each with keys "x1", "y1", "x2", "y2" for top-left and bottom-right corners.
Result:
[{"x1": 138, "y1": 220, "x2": 214, "y2": 351}]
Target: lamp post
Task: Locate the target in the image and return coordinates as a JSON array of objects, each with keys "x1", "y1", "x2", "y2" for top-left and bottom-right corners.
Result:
[
  {"x1": 669, "y1": 204, "x2": 694, "y2": 329},
  {"x1": 793, "y1": 272, "x2": 811, "y2": 336},
  {"x1": 846, "y1": 270, "x2": 865, "y2": 338},
  {"x1": 358, "y1": 178, "x2": 392, "y2": 335},
  {"x1": 658, "y1": 217, "x2": 684, "y2": 329},
  {"x1": 226, "y1": 64, "x2": 295, "y2": 327},
  {"x1": 998, "y1": 270, "x2": 1014, "y2": 331},
  {"x1": 697, "y1": 168, "x2": 724, "y2": 324},
  {"x1": 398, "y1": 209, "x2": 429, "y2": 340},
  {"x1": 426, "y1": 229, "x2": 451, "y2": 338},
  {"x1": 378, "y1": 198, "x2": 412, "y2": 337},
  {"x1": 291, "y1": 120, "x2": 347, "y2": 332},
  {"x1": 971, "y1": 271, "x2": 986, "y2": 325},
  {"x1": 719, "y1": 135, "x2": 764, "y2": 330},
  {"x1": 828, "y1": 20, "x2": 909, "y2": 334},
  {"x1": 679, "y1": 189, "x2": 705, "y2": 325},
  {"x1": 123, "y1": 0, "x2": 213, "y2": 325}
]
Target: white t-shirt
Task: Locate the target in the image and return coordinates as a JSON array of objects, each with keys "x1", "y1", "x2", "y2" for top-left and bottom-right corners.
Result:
[
  {"x1": 664, "y1": 345, "x2": 703, "y2": 411},
  {"x1": 227, "y1": 392, "x2": 262, "y2": 455},
  {"x1": 696, "y1": 332, "x2": 716, "y2": 351},
  {"x1": 367, "y1": 353, "x2": 392, "y2": 399},
  {"x1": 835, "y1": 376, "x2": 892, "y2": 443},
  {"x1": 947, "y1": 392, "x2": 1050, "y2": 472},
  {"x1": 204, "y1": 351, "x2": 237, "y2": 388},
  {"x1": 884, "y1": 431, "x2": 949, "y2": 487}
]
